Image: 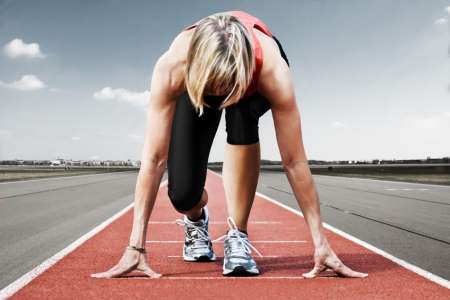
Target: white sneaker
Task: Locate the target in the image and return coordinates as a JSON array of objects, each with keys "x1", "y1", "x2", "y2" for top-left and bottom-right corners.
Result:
[
  {"x1": 176, "y1": 206, "x2": 216, "y2": 262},
  {"x1": 217, "y1": 217, "x2": 262, "y2": 276}
]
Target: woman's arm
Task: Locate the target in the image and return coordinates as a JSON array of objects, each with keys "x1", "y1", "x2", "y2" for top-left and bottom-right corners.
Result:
[
  {"x1": 128, "y1": 53, "x2": 180, "y2": 249},
  {"x1": 258, "y1": 35, "x2": 367, "y2": 278},
  {"x1": 259, "y1": 46, "x2": 326, "y2": 248},
  {"x1": 91, "y1": 48, "x2": 185, "y2": 279}
]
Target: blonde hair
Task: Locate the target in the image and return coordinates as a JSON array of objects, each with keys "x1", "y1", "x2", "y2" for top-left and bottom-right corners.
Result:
[{"x1": 185, "y1": 13, "x2": 255, "y2": 116}]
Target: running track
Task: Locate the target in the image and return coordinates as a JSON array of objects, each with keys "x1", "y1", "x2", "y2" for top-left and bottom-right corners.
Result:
[{"x1": 1, "y1": 170, "x2": 449, "y2": 299}]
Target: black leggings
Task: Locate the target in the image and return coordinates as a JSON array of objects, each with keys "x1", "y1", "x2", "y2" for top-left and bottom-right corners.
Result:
[{"x1": 167, "y1": 35, "x2": 289, "y2": 212}]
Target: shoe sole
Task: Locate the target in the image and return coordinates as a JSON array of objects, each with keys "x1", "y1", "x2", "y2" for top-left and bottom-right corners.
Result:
[
  {"x1": 183, "y1": 253, "x2": 217, "y2": 262},
  {"x1": 223, "y1": 265, "x2": 260, "y2": 276}
]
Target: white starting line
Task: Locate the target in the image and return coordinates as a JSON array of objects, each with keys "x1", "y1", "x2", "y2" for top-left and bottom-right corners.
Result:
[
  {"x1": 125, "y1": 275, "x2": 339, "y2": 281},
  {"x1": 125, "y1": 276, "x2": 336, "y2": 280},
  {"x1": 148, "y1": 221, "x2": 282, "y2": 224},
  {"x1": 167, "y1": 255, "x2": 280, "y2": 258},
  {"x1": 146, "y1": 240, "x2": 307, "y2": 244}
]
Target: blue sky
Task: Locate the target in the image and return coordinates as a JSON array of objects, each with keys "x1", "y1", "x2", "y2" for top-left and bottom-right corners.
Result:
[{"x1": 0, "y1": 0, "x2": 449, "y2": 162}]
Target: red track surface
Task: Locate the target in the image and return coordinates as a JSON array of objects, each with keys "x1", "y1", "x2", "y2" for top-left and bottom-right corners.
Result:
[{"x1": 9, "y1": 170, "x2": 450, "y2": 299}]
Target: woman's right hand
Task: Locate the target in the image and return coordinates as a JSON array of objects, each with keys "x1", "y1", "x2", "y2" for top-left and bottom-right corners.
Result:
[
  {"x1": 302, "y1": 241, "x2": 368, "y2": 279},
  {"x1": 91, "y1": 247, "x2": 162, "y2": 279}
]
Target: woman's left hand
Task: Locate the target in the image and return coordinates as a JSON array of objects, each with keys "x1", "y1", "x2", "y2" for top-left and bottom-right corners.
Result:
[{"x1": 302, "y1": 243, "x2": 368, "y2": 279}]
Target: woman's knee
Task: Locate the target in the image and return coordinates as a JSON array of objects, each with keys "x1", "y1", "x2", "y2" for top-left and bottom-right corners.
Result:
[{"x1": 167, "y1": 184, "x2": 206, "y2": 212}]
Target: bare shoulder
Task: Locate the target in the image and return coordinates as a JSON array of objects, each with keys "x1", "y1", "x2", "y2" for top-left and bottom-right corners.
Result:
[
  {"x1": 255, "y1": 30, "x2": 283, "y2": 74},
  {"x1": 256, "y1": 30, "x2": 295, "y2": 110},
  {"x1": 151, "y1": 29, "x2": 193, "y2": 97}
]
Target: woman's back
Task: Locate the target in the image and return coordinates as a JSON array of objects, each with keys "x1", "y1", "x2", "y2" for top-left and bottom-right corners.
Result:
[{"x1": 158, "y1": 11, "x2": 285, "y2": 106}]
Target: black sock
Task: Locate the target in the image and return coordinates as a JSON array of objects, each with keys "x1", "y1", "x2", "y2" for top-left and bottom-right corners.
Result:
[
  {"x1": 200, "y1": 207, "x2": 205, "y2": 220},
  {"x1": 187, "y1": 208, "x2": 204, "y2": 222}
]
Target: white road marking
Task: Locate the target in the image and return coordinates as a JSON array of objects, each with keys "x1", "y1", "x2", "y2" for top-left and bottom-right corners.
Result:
[
  {"x1": 0, "y1": 179, "x2": 167, "y2": 300},
  {"x1": 147, "y1": 240, "x2": 306, "y2": 244},
  {"x1": 208, "y1": 169, "x2": 450, "y2": 289},
  {"x1": 125, "y1": 276, "x2": 333, "y2": 280},
  {"x1": 148, "y1": 221, "x2": 281, "y2": 224},
  {"x1": 167, "y1": 255, "x2": 280, "y2": 258}
]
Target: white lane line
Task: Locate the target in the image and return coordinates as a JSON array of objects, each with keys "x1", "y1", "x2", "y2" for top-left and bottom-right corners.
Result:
[
  {"x1": 207, "y1": 169, "x2": 450, "y2": 290},
  {"x1": 147, "y1": 240, "x2": 306, "y2": 244},
  {"x1": 0, "y1": 179, "x2": 168, "y2": 300},
  {"x1": 148, "y1": 221, "x2": 281, "y2": 224},
  {"x1": 167, "y1": 255, "x2": 280, "y2": 258},
  {"x1": 125, "y1": 276, "x2": 329, "y2": 280},
  {"x1": 0, "y1": 170, "x2": 137, "y2": 185}
]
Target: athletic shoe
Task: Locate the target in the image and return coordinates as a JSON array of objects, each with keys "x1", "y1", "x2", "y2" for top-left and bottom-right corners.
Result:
[
  {"x1": 219, "y1": 217, "x2": 262, "y2": 276},
  {"x1": 175, "y1": 206, "x2": 216, "y2": 262}
]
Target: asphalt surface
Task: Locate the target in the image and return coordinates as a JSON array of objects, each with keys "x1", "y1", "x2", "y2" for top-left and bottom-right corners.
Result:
[{"x1": 0, "y1": 170, "x2": 448, "y2": 290}]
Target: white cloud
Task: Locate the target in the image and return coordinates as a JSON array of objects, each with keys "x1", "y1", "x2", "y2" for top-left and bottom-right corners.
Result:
[
  {"x1": 71, "y1": 136, "x2": 81, "y2": 141},
  {"x1": 90, "y1": 155, "x2": 100, "y2": 160},
  {"x1": 331, "y1": 121, "x2": 345, "y2": 128},
  {"x1": 434, "y1": 18, "x2": 448, "y2": 25},
  {"x1": 0, "y1": 74, "x2": 46, "y2": 91},
  {"x1": 3, "y1": 38, "x2": 46, "y2": 59},
  {"x1": 446, "y1": 6, "x2": 450, "y2": 15},
  {"x1": 93, "y1": 87, "x2": 150, "y2": 107}
]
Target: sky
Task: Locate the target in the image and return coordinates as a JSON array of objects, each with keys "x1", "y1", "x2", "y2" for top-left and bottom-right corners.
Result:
[{"x1": 0, "y1": 0, "x2": 449, "y2": 162}]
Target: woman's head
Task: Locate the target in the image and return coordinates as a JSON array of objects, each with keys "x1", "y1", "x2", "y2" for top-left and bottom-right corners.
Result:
[{"x1": 185, "y1": 13, "x2": 255, "y2": 116}]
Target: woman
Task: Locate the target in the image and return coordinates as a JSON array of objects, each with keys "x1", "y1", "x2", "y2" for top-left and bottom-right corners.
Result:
[{"x1": 91, "y1": 10, "x2": 368, "y2": 278}]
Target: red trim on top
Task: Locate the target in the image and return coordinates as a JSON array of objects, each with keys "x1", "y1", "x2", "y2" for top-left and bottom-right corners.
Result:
[
  {"x1": 183, "y1": 11, "x2": 273, "y2": 98},
  {"x1": 228, "y1": 10, "x2": 272, "y2": 97}
]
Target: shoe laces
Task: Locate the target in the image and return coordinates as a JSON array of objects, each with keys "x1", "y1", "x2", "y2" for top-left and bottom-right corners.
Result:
[
  {"x1": 213, "y1": 217, "x2": 263, "y2": 258},
  {"x1": 175, "y1": 217, "x2": 211, "y2": 250}
]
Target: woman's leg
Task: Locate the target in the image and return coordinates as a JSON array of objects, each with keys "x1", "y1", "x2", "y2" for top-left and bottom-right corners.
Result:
[
  {"x1": 223, "y1": 92, "x2": 271, "y2": 232},
  {"x1": 222, "y1": 142, "x2": 260, "y2": 232},
  {"x1": 167, "y1": 92, "x2": 223, "y2": 262},
  {"x1": 222, "y1": 34, "x2": 290, "y2": 232},
  {"x1": 167, "y1": 92, "x2": 222, "y2": 219},
  {"x1": 221, "y1": 93, "x2": 270, "y2": 275}
]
